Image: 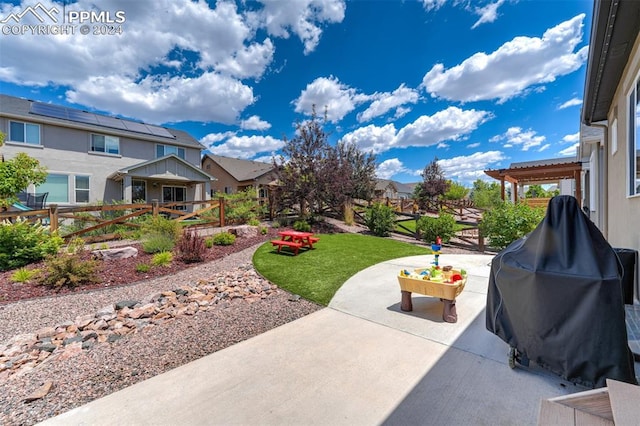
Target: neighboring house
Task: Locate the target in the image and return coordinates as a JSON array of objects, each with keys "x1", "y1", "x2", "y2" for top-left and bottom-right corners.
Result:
[
  {"x1": 0, "y1": 94, "x2": 213, "y2": 209},
  {"x1": 581, "y1": 0, "x2": 640, "y2": 255},
  {"x1": 374, "y1": 179, "x2": 399, "y2": 199},
  {"x1": 201, "y1": 154, "x2": 275, "y2": 198},
  {"x1": 396, "y1": 182, "x2": 417, "y2": 199}
]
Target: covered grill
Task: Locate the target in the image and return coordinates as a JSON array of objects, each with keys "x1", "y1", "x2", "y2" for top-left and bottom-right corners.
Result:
[{"x1": 486, "y1": 196, "x2": 636, "y2": 388}]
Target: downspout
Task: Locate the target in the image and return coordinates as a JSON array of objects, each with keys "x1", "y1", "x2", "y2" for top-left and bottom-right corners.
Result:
[{"x1": 590, "y1": 121, "x2": 609, "y2": 239}]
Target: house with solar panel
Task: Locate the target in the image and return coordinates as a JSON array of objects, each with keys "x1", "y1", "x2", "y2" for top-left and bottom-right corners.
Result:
[
  {"x1": 0, "y1": 94, "x2": 213, "y2": 208},
  {"x1": 201, "y1": 154, "x2": 276, "y2": 198}
]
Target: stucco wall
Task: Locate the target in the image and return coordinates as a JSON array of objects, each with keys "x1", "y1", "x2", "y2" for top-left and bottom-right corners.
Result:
[{"x1": 606, "y1": 31, "x2": 640, "y2": 252}]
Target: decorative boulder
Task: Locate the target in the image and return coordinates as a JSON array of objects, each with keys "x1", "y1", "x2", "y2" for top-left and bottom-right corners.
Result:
[
  {"x1": 229, "y1": 225, "x2": 258, "y2": 238},
  {"x1": 91, "y1": 246, "x2": 138, "y2": 261}
]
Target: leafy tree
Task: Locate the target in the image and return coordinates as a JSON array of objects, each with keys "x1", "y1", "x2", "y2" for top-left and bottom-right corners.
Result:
[
  {"x1": 0, "y1": 149, "x2": 48, "y2": 210},
  {"x1": 413, "y1": 157, "x2": 448, "y2": 209},
  {"x1": 443, "y1": 180, "x2": 469, "y2": 200},
  {"x1": 469, "y1": 179, "x2": 502, "y2": 209},
  {"x1": 525, "y1": 184, "x2": 559, "y2": 198}
]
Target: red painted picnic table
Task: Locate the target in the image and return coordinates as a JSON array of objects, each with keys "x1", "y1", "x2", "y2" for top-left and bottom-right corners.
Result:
[{"x1": 271, "y1": 230, "x2": 319, "y2": 255}]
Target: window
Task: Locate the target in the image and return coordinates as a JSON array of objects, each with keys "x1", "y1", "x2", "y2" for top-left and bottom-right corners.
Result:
[
  {"x1": 38, "y1": 174, "x2": 69, "y2": 203},
  {"x1": 628, "y1": 81, "x2": 640, "y2": 196},
  {"x1": 224, "y1": 186, "x2": 233, "y2": 194},
  {"x1": 91, "y1": 134, "x2": 120, "y2": 155},
  {"x1": 156, "y1": 144, "x2": 185, "y2": 159},
  {"x1": 132, "y1": 179, "x2": 146, "y2": 202},
  {"x1": 9, "y1": 121, "x2": 40, "y2": 145},
  {"x1": 75, "y1": 176, "x2": 90, "y2": 203},
  {"x1": 162, "y1": 186, "x2": 186, "y2": 210}
]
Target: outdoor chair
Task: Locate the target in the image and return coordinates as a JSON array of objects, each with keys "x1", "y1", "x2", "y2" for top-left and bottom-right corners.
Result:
[{"x1": 26, "y1": 192, "x2": 48, "y2": 210}]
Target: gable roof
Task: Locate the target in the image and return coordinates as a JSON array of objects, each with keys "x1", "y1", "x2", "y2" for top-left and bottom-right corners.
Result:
[
  {"x1": 110, "y1": 154, "x2": 214, "y2": 182},
  {"x1": 582, "y1": 0, "x2": 640, "y2": 124},
  {"x1": 0, "y1": 93, "x2": 204, "y2": 149},
  {"x1": 203, "y1": 154, "x2": 275, "y2": 181},
  {"x1": 375, "y1": 179, "x2": 398, "y2": 192}
]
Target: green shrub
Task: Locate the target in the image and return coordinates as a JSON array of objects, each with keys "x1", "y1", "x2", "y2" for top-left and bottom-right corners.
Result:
[
  {"x1": 212, "y1": 232, "x2": 236, "y2": 246},
  {"x1": 416, "y1": 213, "x2": 457, "y2": 244},
  {"x1": 217, "y1": 188, "x2": 266, "y2": 224},
  {"x1": 205, "y1": 237, "x2": 214, "y2": 248},
  {"x1": 248, "y1": 218, "x2": 261, "y2": 226},
  {"x1": 479, "y1": 202, "x2": 545, "y2": 250},
  {"x1": 0, "y1": 218, "x2": 63, "y2": 271},
  {"x1": 11, "y1": 267, "x2": 39, "y2": 283},
  {"x1": 135, "y1": 263, "x2": 151, "y2": 273},
  {"x1": 271, "y1": 220, "x2": 281, "y2": 228},
  {"x1": 140, "y1": 215, "x2": 181, "y2": 241},
  {"x1": 177, "y1": 230, "x2": 207, "y2": 263},
  {"x1": 142, "y1": 233, "x2": 175, "y2": 254},
  {"x1": 151, "y1": 251, "x2": 173, "y2": 267},
  {"x1": 37, "y1": 253, "x2": 99, "y2": 289},
  {"x1": 259, "y1": 226, "x2": 268, "y2": 235},
  {"x1": 293, "y1": 220, "x2": 311, "y2": 232},
  {"x1": 364, "y1": 203, "x2": 396, "y2": 237}
]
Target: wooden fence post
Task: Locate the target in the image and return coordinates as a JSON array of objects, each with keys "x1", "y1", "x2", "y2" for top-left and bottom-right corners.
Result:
[
  {"x1": 478, "y1": 225, "x2": 485, "y2": 253},
  {"x1": 48, "y1": 204, "x2": 58, "y2": 232},
  {"x1": 219, "y1": 197, "x2": 225, "y2": 227},
  {"x1": 152, "y1": 199, "x2": 159, "y2": 217}
]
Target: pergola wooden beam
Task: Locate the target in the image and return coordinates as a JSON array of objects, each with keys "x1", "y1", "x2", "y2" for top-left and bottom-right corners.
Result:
[{"x1": 484, "y1": 161, "x2": 583, "y2": 206}]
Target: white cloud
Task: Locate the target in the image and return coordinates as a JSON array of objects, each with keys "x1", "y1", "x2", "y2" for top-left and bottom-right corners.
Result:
[
  {"x1": 467, "y1": 142, "x2": 481, "y2": 148},
  {"x1": 240, "y1": 115, "x2": 272, "y2": 131},
  {"x1": 394, "y1": 107, "x2": 492, "y2": 149},
  {"x1": 538, "y1": 143, "x2": 551, "y2": 152},
  {"x1": 201, "y1": 131, "x2": 237, "y2": 146},
  {"x1": 0, "y1": 0, "x2": 342, "y2": 124},
  {"x1": 208, "y1": 135, "x2": 285, "y2": 159},
  {"x1": 437, "y1": 142, "x2": 449, "y2": 149},
  {"x1": 491, "y1": 127, "x2": 546, "y2": 151},
  {"x1": 558, "y1": 143, "x2": 579, "y2": 157},
  {"x1": 558, "y1": 97, "x2": 582, "y2": 110},
  {"x1": 251, "y1": 154, "x2": 277, "y2": 163},
  {"x1": 376, "y1": 158, "x2": 407, "y2": 179},
  {"x1": 422, "y1": 14, "x2": 588, "y2": 103},
  {"x1": 357, "y1": 84, "x2": 419, "y2": 123},
  {"x1": 340, "y1": 106, "x2": 491, "y2": 154},
  {"x1": 421, "y1": 0, "x2": 448, "y2": 11},
  {"x1": 561, "y1": 131, "x2": 580, "y2": 143},
  {"x1": 438, "y1": 151, "x2": 507, "y2": 183},
  {"x1": 294, "y1": 76, "x2": 370, "y2": 123},
  {"x1": 257, "y1": 0, "x2": 346, "y2": 54},
  {"x1": 471, "y1": 0, "x2": 504, "y2": 29},
  {"x1": 339, "y1": 123, "x2": 398, "y2": 154}
]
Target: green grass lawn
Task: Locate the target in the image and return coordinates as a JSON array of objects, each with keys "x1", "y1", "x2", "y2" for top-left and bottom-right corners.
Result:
[
  {"x1": 253, "y1": 233, "x2": 430, "y2": 305},
  {"x1": 394, "y1": 219, "x2": 473, "y2": 237}
]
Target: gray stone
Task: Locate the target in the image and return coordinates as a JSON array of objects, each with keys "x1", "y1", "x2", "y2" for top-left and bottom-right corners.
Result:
[
  {"x1": 229, "y1": 225, "x2": 258, "y2": 238},
  {"x1": 63, "y1": 336, "x2": 83, "y2": 346},
  {"x1": 115, "y1": 300, "x2": 139, "y2": 310},
  {"x1": 107, "y1": 334, "x2": 122, "y2": 343},
  {"x1": 37, "y1": 343, "x2": 57, "y2": 353},
  {"x1": 91, "y1": 246, "x2": 138, "y2": 260}
]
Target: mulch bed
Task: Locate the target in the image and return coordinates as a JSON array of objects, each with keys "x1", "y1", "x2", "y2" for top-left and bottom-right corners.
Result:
[{"x1": 0, "y1": 222, "x2": 346, "y2": 305}]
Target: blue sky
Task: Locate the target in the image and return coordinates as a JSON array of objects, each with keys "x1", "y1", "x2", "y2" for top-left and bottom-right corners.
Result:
[{"x1": 0, "y1": 0, "x2": 591, "y2": 185}]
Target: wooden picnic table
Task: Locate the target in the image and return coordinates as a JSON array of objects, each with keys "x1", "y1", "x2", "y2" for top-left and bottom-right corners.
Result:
[{"x1": 271, "y1": 230, "x2": 319, "y2": 255}]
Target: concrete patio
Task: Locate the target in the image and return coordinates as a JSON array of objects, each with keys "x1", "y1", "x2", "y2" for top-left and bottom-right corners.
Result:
[{"x1": 39, "y1": 254, "x2": 639, "y2": 425}]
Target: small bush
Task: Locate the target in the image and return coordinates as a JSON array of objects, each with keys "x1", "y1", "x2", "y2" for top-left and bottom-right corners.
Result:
[
  {"x1": 151, "y1": 251, "x2": 173, "y2": 267},
  {"x1": 142, "y1": 233, "x2": 175, "y2": 254},
  {"x1": 479, "y1": 202, "x2": 545, "y2": 250},
  {"x1": 293, "y1": 220, "x2": 311, "y2": 232},
  {"x1": 248, "y1": 218, "x2": 261, "y2": 226},
  {"x1": 38, "y1": 253, "x2": 99, "y2": 289},
  {"x1": 177, "y1": 230, "x2": 207, "y2": 263},
  {"x1": 212, "y1": 232, "x2": 236, "y2": 246},
  {"x1": 259, "y1": 226, "x2": 268, "y2": 235},
  {"x1": 0, "y1": 218, "x2": 63, "y2": 271},
  {"x1": 271, "y1": 220, "x2": 281, "y2": 229},
  {"x1": 140, "y1": 215, "x2": 181, "y2": 242},
  {"x1": 205, "y1": 237, "x2": 214, "y2": 248},
  {"x1": 364, "y1": 203, "x2": 396, "y2": 237},
  {"x1": 11, "y1": 267, "x2": 39, "y2": 283},
  {"x1": 135, "y1": 263, "x2": 151, "y2": 273},
  {"x1": 416, "y1": 213, "x2": 457, "y2": 244}
]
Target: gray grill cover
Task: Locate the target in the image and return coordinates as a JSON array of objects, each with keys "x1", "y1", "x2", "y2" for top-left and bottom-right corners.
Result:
[{"x1": 486, "y1": 196, "x2": 636, "y2": 388}]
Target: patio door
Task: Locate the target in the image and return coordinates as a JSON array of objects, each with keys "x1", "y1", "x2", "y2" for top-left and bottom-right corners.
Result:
[{"x1": 162, "y1": 185, "x2": 186, "y2": 210}]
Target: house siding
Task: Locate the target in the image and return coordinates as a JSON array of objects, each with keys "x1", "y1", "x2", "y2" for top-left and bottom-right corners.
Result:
[
  {"x1": 202, "y1": 156, "x2": 273, "y2": 195},
  {"x1": 1, "y1": 109, "x2": 204, "y2": 206},
  {"x1": 606, "y1": 30, "x2": 640, "y2": 252}
]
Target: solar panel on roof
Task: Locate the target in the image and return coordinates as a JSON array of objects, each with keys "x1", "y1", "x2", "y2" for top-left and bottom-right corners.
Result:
[
  {"x1": 66, "y1": 109, "x2": 99, "y2": 125},
  {"x1": 147, "y1": 124, "x2": 175, "y2": 138},
  {"x1": 30, "y1": 101, "x2": 175, "y2": 139},
  {"x1": 30, "y1": 102, "x2": 69, "y2": 120}
]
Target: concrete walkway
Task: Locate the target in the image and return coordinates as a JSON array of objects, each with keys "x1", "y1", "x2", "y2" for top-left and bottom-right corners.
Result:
[{"x1": 40, "y1": 254, "x2": 600, "y2": 425}]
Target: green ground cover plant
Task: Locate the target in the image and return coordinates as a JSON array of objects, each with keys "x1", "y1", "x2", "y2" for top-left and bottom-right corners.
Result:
[{"x1": 253, "y1": 233, "x2": 430, "y2": 305}]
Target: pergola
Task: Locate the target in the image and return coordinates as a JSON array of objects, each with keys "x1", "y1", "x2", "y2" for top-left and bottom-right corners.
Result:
[{"x1": 484, "y1": 160, "x2": 583, "y2": 206}]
